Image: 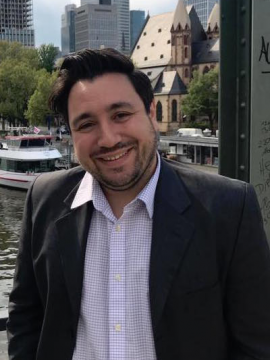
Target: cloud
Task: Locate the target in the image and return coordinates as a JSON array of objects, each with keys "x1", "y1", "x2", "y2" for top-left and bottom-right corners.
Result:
[
  {"x1": 130, "y1": 0, "x2": 177, "y2": 16},
  {"x1": 34, "y1": 0, "x2": 177, "y2": 48}
]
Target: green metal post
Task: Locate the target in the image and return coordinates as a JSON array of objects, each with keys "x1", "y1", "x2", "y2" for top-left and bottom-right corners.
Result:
[{"x1": 219, "y1": 0, "x2": 251, "y2": 182}]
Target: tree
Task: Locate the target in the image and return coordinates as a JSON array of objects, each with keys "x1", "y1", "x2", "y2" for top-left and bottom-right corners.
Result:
[
  {"x1": 25, "y1": 70, "x2": 58, "y2": 125},
  {"x1": 38, "y1": 44, "x2": 59, "y2": 73},
  {"x1": 0, "y1": 59, "x2": 38, "y2": 126},
  {"x1": 0, "y1": 41, "x2": 40, "y2": 69},
  {"x1": 182, "y1": 69, "x2": 219, "y2": 131}
]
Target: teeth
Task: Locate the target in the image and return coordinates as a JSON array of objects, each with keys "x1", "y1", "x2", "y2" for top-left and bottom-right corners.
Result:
[{"x1": 104, "y1": 151, "x2": 127, "y2": 161}]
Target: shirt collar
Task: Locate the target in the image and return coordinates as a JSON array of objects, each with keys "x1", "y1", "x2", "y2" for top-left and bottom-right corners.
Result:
[{"x1": 71, "y1": 153, "x2": 161, "y2": 218}]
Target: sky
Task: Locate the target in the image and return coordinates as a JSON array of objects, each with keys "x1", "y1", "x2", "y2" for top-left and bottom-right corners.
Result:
[{"x1": 34, "y1": 0, "x2": 178, "y2": 49}]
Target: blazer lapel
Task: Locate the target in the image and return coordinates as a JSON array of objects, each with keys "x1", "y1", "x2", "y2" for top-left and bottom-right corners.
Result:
[
  {"x1": 150, "y1": 160, "x2": 195, "y2": 333},
  {"x1": 55, "y1": 185, "x2": 94, "y2": 328}
]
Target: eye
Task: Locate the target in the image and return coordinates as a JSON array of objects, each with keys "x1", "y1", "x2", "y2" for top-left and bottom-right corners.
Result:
[
  {"x1": 77, "y1": 121, "x2": 95, "y2": 132},
  {"x1": 114, "y1": 112, "x2": 132, "y2": 121}
]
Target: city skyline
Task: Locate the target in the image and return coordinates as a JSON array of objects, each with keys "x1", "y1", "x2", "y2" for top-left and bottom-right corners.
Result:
[{"x1": 35, "y1": 0, "x2": 177, "y2": 48}]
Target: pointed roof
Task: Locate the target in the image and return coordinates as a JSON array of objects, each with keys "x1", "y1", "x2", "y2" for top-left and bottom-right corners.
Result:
[
  {"x1": 207, "y1": 3, "x2": 220, "y2": 30},
  {"x1": 154, "y1": 71, "x2": 187, "y2": 95},
  {"x1": 172, "y1": 0, "x2": 191, "y2": 30},
  {"x1": 131, "y1": 12, "x2": 174, "y2": 68},
  {"x1": 187, "y1": 5, "x2": 207, "y2": 42}
]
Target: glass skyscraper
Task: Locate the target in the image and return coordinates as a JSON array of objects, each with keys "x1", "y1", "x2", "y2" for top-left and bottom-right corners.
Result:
[
  {"x1": 0, "y1": 0, "x2": 35, "y2": 47},
  {"x1": 61, "y1": 4, "x2": 76, "y2": 56},
  {"x1": 184, "y1": 0, "x2": 218, "y2": 29},
  {"x1": 80, "y1": 0, "x2": 130, "y2": 54},
  {"x1": 130, "y1": 10, "x2": 145, "y2": 49}
]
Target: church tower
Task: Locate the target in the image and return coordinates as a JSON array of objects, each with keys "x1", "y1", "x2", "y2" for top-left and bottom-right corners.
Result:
[
  {"x1": 170, "y1": 0, "x2": 192, "y2": 85},
  {"x1": 206, "y1": 3, "x2": 220, "y2": 40}
]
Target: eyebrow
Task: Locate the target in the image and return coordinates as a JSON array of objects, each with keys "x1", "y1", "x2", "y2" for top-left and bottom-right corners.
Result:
[{"x1": 71, "y1": 102, "x2": 135, "y2": 127}]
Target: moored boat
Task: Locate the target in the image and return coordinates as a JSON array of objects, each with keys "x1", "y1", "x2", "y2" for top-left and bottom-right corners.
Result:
[{"x1": 0, "y1": 134, "x2": 62, "y2": 190}]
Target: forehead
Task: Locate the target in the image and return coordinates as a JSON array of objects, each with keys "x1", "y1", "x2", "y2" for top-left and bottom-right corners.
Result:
[{"x1": 68, "y1": 73, "x2": 140, "y2": 105}]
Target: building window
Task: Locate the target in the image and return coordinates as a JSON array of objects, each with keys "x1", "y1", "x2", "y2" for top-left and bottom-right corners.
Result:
[
  {"x1": 157, "y1": 101, "x2": 162, "y2": 122},
  {"x1": 137, "y1": 45, "x2": 140, "y2": 49},
  {"x1": 184, "y1": 47, "x2": 188, "y2": 58},
  {"x1": 143, "y1": 32, "x2": 147, "y2": 36},
  {"x1": 158, "y1": 28, "x2": 162, "y2": 33},
  {"x1": 167, "y1": 40, "x2": 171, "y2": 44},
  {"x1": 151, "y1": 42, "x2": 155, "y2": 47},
  {"x1": 147, "y1": 71, "x2": 152, "y2": 76},
  {"x1": 144, "y1": 56, "x2": 148, "y2": 61},
  {"x1": 160, "y1": 54, "x2": 164, "y2": 59},
  {"x1": 203, "y1": 66, "x2": 210, "y2": 74},
  {"x1": 185, "y1": 68, "x2": 189, "y2": 78},
  {"x1": 184, "y1": 35, "x2": 188, "y2": 45},
  {"x1": 172, "y1": 100, "x2": 177, "y2": 122}
]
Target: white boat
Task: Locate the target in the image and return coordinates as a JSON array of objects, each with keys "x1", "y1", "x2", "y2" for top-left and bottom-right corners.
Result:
[{"x1": 0, "y1": 134, "x2": 62, "y2": 190}]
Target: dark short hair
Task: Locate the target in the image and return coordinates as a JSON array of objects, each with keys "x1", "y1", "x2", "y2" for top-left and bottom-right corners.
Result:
[{"x1": 49, "y1": 48, "x2": 154, "y2": 124}]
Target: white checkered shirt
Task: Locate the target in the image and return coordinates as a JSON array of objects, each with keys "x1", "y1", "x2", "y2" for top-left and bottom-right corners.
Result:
[{"x1": 71, "y1": 155, "x2": 160, "y2": 360}]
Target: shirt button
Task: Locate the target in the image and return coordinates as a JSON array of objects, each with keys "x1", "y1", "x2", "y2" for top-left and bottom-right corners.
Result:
[
  {"x1": 115, "y1": 324, "x2": 121, "y2": 332},
  {"x1": 116, "y1": 225, "x2": 121, "y2": 232},
  {"x1": 115, "y1": 274, "x2": 121, "y2": 281}
]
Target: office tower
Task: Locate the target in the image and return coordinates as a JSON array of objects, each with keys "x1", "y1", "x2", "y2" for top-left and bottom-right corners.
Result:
[
  {"x1": 61, "y1": 4, "x2": 77, "y2": 56},
  {"x1": 81, "y1": 0, "x2": 130, "y2": 54},
  {"x1": 184, "y1": 0, "x2": 218, "y2": 29},
  {"x1": 75, "y1": 2, "x2": 118, "y2": 51},
  {"x1": 0, "y1": 0, "x2": 35, "y2": 47},
  {"x1": 130, "y1": 10, "x2": 145, "y2": 49}
]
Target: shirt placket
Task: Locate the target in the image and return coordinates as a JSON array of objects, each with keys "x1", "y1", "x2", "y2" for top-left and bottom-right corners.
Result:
[{"x1": 109, "y1": 220, "x2": 126, "y2": 360}]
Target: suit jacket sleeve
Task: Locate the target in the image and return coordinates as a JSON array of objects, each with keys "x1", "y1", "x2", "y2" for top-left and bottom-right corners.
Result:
[
  {"x1": 226, "y1": 183, "x2": 270, "y2": 359},
  {"x1": 6, "y1": 183, "x2": 43, "y2": 360}
]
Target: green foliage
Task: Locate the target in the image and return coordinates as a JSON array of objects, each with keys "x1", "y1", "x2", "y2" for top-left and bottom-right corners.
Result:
[
  {"x1": 0, "y1": 59, "x2": 38, "y2": 125},
  {"x1": 0, "y1": 41, "x2": 40, "y2": 69},
  {"x1": 25, "y1": 70, "x2": 58, "y2": 125},
  {"x1": 182, "y1": 69, "x2": 219, "y2": 130},
  {"x1": 38, "y1": 44, "x2": 58, "y2": 73},
  {"x1": 182, "y1": 120, "x2": 210, "y2": 130}
]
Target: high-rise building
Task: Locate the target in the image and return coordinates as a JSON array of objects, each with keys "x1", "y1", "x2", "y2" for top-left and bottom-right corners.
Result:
[
  {"x1": 61, "y1": 4, "x2": 77, "y2": 56},
  {"x1": 81, "y1": 0, "x2": 130, "y2": 54},
  {"x1": 184, "y1": 0, "x2": 218, "y2": 29},
  {"x1": 130, "y1": 10, "x2": 145, "y2": 50},
  {"x1": 0, "y1": 0, "x2": 35, "y2": 47},
  {"x1": 75, "y1": 3, "x2": 118, "y2": 52},
  {"x1": 112, "y1": 0, "x2": 130, "y2": 54}
]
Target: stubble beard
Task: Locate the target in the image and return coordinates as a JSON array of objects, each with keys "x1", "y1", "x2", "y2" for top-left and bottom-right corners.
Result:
[{"x1": 82, "y1": 126, "x2": 158, "y2": 192}]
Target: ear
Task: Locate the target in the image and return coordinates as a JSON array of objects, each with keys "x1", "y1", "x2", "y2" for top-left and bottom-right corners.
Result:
[{"x1": 149, "y1": 100, "x2": 159, "y2": 131}]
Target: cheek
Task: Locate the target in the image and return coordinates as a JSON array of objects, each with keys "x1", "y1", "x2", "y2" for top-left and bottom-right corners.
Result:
[{"x1": 72, "y1": 135, "x2": 92, "y2": 156}]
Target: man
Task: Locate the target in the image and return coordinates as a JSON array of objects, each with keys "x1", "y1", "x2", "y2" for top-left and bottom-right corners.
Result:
[{"x1": 7, "y1": 48, "x2": 270, "y2": 360}]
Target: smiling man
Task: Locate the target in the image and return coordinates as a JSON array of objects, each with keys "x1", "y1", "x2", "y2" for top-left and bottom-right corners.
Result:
[{"x1": 7, "y1": 49, "x2": 270, "y2": 360}]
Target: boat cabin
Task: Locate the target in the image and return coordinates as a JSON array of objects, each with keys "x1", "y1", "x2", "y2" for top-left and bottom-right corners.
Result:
[{"x1": 0, "y1": 135, "x2": 60, "y2": 174}]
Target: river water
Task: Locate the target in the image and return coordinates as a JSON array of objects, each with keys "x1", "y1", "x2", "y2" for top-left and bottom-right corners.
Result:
[{"x1": 0, "y1": 187, "x2": 26, "y2": 311}]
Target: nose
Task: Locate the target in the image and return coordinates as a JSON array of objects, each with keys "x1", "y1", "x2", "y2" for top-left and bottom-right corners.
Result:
[{"x1": 97, "y1": 119, "x2": 121, "y2": 149}]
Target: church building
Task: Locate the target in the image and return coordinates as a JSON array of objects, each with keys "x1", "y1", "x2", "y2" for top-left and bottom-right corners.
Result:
[{"x1": 131, "y1": 0, "x2": 220, "y2": 135}]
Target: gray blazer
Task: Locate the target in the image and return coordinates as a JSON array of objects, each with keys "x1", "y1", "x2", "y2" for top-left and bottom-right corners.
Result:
[{"x1": 7, "y1": 160, "x2": 270, "y2": 360}]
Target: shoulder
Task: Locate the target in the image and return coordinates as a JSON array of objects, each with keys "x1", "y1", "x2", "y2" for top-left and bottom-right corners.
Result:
[
  {"x1": 161, "y1": 159, "x2": 256, "y2": 213},
  {"x1": 29, "y1": 166, "x2": 86, "y2": 204}
]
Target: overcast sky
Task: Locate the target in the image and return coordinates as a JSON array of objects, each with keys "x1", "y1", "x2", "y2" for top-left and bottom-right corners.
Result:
[{"x1": 34, "y1": 0, "x2": 178, "y2": 49}]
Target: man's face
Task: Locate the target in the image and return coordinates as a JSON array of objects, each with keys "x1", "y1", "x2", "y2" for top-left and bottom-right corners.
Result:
[{"x1": 68, "y1": 73, "x2": 158, "y2": 192}]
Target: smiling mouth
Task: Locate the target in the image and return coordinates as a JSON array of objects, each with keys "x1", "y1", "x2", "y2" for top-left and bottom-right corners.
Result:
[{"x1": 100, "y1": 148, "x2": 131, "y2": 162}]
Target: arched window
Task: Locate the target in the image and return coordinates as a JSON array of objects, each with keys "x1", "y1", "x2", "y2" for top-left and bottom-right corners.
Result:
[
  {"x1": 203, "y1": 66, "x2": 210, "y2": 74},
  {"x1": 171, "y1": 100, "x2": 177, "y2": 122},
  {"x1": 156, "y1": 101, "x2": 163, "y2": 122},
  {"x1": 185, "y1": 68, "x2": 189, "y2": 78},
  {"x1": 184, "y1": 47, "x2": 188, "y2": 58},
  {"x1": 184, "y1": 35, "x2": 188, "y2": 45}
]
